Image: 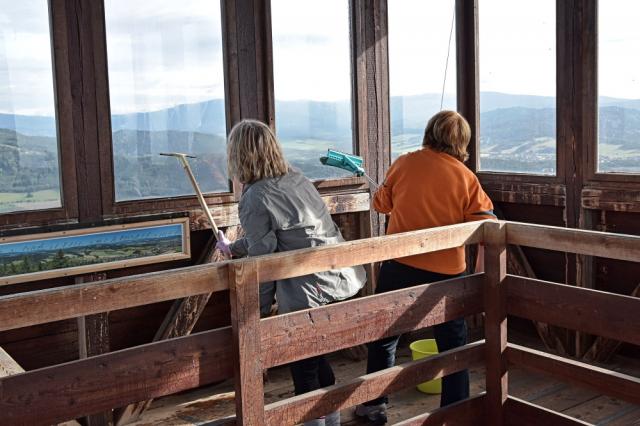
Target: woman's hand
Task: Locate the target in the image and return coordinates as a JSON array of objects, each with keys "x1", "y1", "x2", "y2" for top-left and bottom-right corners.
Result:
[{"x1": 215, "y1": 230, "x2": 232, "y2": 257}]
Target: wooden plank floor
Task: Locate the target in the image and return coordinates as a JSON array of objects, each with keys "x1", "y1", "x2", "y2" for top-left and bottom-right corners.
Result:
[{"x1": 129, "y1": 344, "x2": 640, "y2": 425}]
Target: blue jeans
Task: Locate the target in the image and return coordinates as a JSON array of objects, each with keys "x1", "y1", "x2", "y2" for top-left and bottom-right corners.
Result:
[{"x1": 364, "y1": 260, "x2": 470, "y2": 407}]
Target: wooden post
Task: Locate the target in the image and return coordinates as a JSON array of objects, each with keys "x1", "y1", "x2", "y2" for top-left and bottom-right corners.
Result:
[
  {"x1": 76, "y1": 273, "x2": 113, "y2": 426},
  {"x1": 484, "y1": 221, "x2": 508, "y2": 424},
  {"x1": 229, "y1": 261, "x2": 264, "y2": 425},
  {"x1": 456, "y1": 0, "x2": 479, "y2": 173}
]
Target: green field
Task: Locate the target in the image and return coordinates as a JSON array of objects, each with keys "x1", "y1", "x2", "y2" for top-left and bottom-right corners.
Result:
[{"x1": 0, "y1": 190, "x2": 60, "y2": 213}]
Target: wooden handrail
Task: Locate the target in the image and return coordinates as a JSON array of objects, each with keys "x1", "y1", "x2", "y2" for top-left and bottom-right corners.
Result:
[
  {"x1": 2, "y1": 218, "x2": 640, "y2": 425},
  {"x1": 506, "y1": 221, "x2": 640, "y2": 262},
  {"x1": 394, "y1": 394, "x2": 486, "y2": 426},
  {"x1": 505, "y1": 397, "x2": 590, "y2": 426},
  {"x1": 0, "y1": 275, "x2": 482, "y2": 424},
  {"x1": 264, "y1": 342, "x2": 485, "y2": 425},
  {"x1": 506, "y1": 275, "x2": 640, "y2": 346},
  {"x1": 507, "y1": 344, "x2": 640, "y2": 406},
  {"x1": 262, "y1": 274, "x2": 484, "y2": 367},
  {"x1": 0, "y1": 220, "x2": 485, "y2": 332},
  {"x1": 0, "y1": 263, "x2": 230, "y2": 332},
  {"x1": 0, "y1": 326, "x2": 234, "y2": 425}
]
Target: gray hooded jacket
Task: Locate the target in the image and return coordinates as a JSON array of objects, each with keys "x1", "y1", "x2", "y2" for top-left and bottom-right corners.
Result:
[{"x1": 230, "y1": 168, "x2": 367, "y2": 314}]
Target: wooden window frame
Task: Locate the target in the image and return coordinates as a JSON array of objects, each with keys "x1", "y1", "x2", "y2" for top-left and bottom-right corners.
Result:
[
  {"x1": 464, "y1": 0, "x2": 564, "y2": 187},
  {"x1": 0, "y1": 0, "x2": 79, "y2": 229},
  {"x1": 95, "y1": 0, "x2": 237, "y2": 217},
  {"x1": 586, "y1": 1, "x2": 640, "y2": 184}
]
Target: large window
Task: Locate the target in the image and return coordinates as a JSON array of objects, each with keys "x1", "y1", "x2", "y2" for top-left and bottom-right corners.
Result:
[
  {"x1": 598, "y1": 1, "x2": 640, "y2": 174},
  {"x1": 388, "y1": 0, "x2": 457, "y2": 160},
  {"x1": 271, "y1": 0, "x2": 353, "y2": 180},
  {"x1": 105, "y1": 0, "x2": 228, "y2": 201},
  {"x1": 0, "y1": 1, "x2": 61, "y2": 214},
  {"x1": 479, "y1": 0, "x2": 556, "y2": 175}
]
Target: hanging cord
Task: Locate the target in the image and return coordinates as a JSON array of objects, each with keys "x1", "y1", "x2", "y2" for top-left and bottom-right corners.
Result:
[{"x1": 440, "y1": 4, "x2": 456, "y2": 110}]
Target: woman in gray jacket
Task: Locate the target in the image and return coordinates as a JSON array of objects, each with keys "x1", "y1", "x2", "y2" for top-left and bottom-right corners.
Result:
[{"x1": 216, "y1": 119, "x2": 366, "y2": 426}]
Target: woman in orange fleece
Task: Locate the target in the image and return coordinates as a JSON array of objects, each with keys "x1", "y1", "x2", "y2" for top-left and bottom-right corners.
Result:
[{"x1": 355, "y1": 111, "x2": 495, "y2": 425}]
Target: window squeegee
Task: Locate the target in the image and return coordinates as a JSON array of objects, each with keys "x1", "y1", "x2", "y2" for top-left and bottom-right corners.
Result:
[{"x1": 319, "y1": 149, "x2": 379, "y2": 190}]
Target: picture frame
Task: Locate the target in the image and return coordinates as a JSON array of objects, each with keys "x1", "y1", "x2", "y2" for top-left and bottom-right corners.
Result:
[{"x1": 0, "y1": 217, "x2": 191, "y2": 286}]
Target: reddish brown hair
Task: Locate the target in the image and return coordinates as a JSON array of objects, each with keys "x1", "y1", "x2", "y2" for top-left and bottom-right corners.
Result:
[{"x1": 422, "y1": 110, "x2": 471, "y2": 162}]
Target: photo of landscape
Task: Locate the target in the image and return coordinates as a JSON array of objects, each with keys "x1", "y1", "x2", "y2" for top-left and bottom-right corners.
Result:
[{"x1": 0, "y1": 222, "x2": 186, "y2": 282}]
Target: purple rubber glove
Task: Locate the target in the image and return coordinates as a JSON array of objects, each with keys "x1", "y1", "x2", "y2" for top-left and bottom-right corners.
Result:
[{"x1": 215, "y1": 230, "x2": 232, "y2": 257}]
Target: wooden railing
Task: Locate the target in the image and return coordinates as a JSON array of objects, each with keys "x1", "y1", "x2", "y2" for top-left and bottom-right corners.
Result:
[{"x1": 0, "y1": 220, "x2": 638, "y2": 425}]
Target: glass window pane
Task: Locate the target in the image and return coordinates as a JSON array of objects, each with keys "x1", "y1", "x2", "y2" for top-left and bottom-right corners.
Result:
[
  {"x1": 0, "y1": 1, "x2": 61, "y2": 214},
  {"x1": 389, "y1": 0, "x2": 457, "y2": 160},
  {"x1": 598, "y1": 0, "x2": 640, "y2": 174},
  {"x1": 271, "y1": 0, "x2": 353, "y2": 180},
  {"x1": 105, "y1": 0, "x2": 228, "y2": 201},
  {"x1": 479, "y1": 0, "x2": 556, "y2": 175}
]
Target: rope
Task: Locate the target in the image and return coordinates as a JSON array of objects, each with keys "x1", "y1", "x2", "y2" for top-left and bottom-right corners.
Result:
[{"x1": 440, "y1": 4, "x2": 456, "y2": 111}]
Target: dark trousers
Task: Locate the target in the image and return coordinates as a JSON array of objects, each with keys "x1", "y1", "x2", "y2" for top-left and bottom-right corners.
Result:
[
  {"x1": 365, "y1": 260, "x2": 470, "y2": 407},
  {"x1": 290, "y1": 355, "x2": 336, "y2": 395}
]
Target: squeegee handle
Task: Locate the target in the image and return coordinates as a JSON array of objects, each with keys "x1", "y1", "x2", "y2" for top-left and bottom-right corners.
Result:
[
  {"x1": 363, "y1": 173, "x2": 379, "y2": 190},
  {"x1": 178, "y1": 157, "x2": 220, "y2": 238}
]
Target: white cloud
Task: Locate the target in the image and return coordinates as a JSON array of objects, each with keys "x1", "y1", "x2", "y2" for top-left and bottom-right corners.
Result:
[
  {"x1": 271, "y1": 0, "x2": 351, "y2": 102},
  {"x1": 0, "y1": 0, "x2": 639, "y2": 116},
  {"x1": 388, "y1": 0, "x2": 457, "y2": 98},
  {"x1": 479, "y1": 0, "x2": 556, "y2": 98}
]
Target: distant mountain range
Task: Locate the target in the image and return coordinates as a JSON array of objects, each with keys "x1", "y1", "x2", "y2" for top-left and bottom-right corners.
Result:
[
  {"x1": 3, "y1": 91, "x2": 639, "y2": 139},
  {"x1": 1, "y1": 91, "x2": 639, "y2": 206}
]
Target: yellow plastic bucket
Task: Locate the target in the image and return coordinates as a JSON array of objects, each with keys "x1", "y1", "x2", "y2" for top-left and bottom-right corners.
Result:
[{"x1": 410, "y1": 339, "x2": 442, "y2": 394}]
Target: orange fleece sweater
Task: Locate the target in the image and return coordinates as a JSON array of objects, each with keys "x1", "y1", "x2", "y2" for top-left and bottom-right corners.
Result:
[{"x1": 373, "y1": 148, "x2": 495, "y2": 275}]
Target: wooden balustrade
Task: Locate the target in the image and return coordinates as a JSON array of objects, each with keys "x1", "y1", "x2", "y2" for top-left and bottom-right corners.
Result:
[{"x1": 0, "y1": 219, "x2": 638, "y2": 425}]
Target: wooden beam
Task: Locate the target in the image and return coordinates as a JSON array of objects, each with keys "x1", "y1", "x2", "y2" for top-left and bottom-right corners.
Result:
[
  {"x1": 482, "y1": 181, "x2": 566, "y2": 207},
  {"x1": 189, "y1": 192, "x2": 371, "y2": 230},
  {"x1": 0, "y1": 262, "x2": 229, "y2": 332},
  {"x1": 456, "y1": 0, "x2": 479, "y2": 172},
  {"x1": 583, "y1": 282, "x2": 640, "y2": 363},
  {"x1": 582, "y1": 186, "x2": 640, "y2": 213},
  {"x1": 0, "y1": 347, "x2": 23, "y2": 378},
  {"x1": 255, "y1": 220, "x2": 484, "y2": 283},
  {"x1": 504, "y1": 241, "x2": 565, "y2": 355},
  {"x1": 0, "y1": 273, "x2": 481, "y2": 425},
  {"x1": 0, "y1": 347, "x2": 83, "y2": 426},
  {"x1": 264, "y1": 342, "x2": 485, "y2": 425},
  {"x1": 77, "y1": 273, "x2": 112, "y2": 426},
  {"x1": 483, "y1": 221, "x2": 508, "y2": 425},
  {"x1": 394, "y1": 393, "x2": 486, "y2": 426},
  {"x1": 0, "y1": 327, "x2": 233, "y2": 425},
  {"x1": 261, "y1": 274, "x2": 484, "y2": 368},
  {"x1": 115, "y1": 229, "x2": 237, "y2": 425},
  {"x1": 506, "y1": 221, "x2": 640, "y2": 263},
  {"x1": 0, "y1": 220, "x2": 485, "y2": 332},
  {"x1": 505, "y1": 396, "x2": 591, "y2": 426},
  {"x1": 228, "y1": 261, "x2": 264, "y2": 425},
  {"x1": 506, "y1": 275, "x2": 640, "y2": 346},
  {"x1": 507, "y1": 343, "x2": 640, "y2": 406}
]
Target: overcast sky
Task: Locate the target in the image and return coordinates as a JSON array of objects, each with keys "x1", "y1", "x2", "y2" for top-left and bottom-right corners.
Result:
[{"x1": 0, "y1": 0, "x2": 638, "y2": 116}]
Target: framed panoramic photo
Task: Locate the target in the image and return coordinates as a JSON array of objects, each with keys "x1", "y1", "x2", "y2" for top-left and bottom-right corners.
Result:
[{"x1": 0, "y1": 217, "x2": 191, "y2": 285}]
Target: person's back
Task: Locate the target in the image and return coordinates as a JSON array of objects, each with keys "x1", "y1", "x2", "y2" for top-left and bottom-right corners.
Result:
[
  {"x1": 218, "y1": 119, "x2": 364, "y2": 426},
  {"x1": 245, "y1": 168, "x2": 344, "y2": 252},
  {"x1": 374, "y1": 146, "x2": 494, "y2": 275},
  {"x1": 357, "y1": 110, "x2": 494, "y2": 425},
  {"x1": 235, "y1": 167, "x2": 365, "y2": 313}
]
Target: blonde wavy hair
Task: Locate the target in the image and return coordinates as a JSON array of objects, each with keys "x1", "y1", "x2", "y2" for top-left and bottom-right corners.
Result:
[
  {"x1": 422, "y1": 110, "x2": 471, "y2": 162},
  {"x1": 227, "y1": 119, "x2": 289, "y2": 184}
]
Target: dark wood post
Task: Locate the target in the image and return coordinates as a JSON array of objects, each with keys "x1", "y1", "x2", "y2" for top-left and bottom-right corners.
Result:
[
  {"x1": 76, "y1": 273, "x2": 113, "y2": 426},
  {"x1": 229, "y1": 261, "x2": 264, "y2": 425},
  {"x1": 484, "y1": 221, "x2": 508, "y2": 424},
  {"x1": 456, "y1": 0, "x2": 479, "y2": 173}
]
